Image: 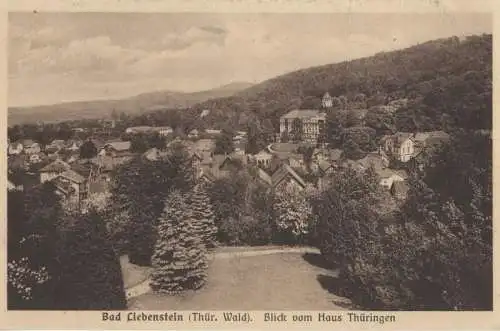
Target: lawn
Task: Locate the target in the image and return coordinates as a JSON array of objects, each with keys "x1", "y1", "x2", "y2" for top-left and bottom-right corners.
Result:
[
  {"x1": 127, "y1": 252, "x2": 352, "y2": 310},
  {"x1": 120, "y1": 255, "x2": 153, "y2": 289}
]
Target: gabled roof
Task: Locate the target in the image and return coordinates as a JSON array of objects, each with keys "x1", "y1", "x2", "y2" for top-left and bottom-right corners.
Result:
[
  {"x1": 381, "y1": 132, "x2": 413, "y2": 145},
  {"x1": 58, "y1": 169, "x2": 86, "y2": 184},
  {"x1": 104, "y1": 141, "x2": 131, "y2": 152},
  {"x1": 413, "y1": 131, "x2": 450, "y2": 143},
  {"x1": 256, "y1": 168, "x2": 273, "y2": 186},
  {"x1": 271, "y1": 164, "x2": 306, "y2": 189},
  {"x1": 376, "y1": 168, "x2": 407, "y2": 180},
  {"x1": 21, "y1": 139, "x2": 36, "y2": 147},
  {"x1": 391, "y1": 181, "x2": 410, "y2": 196},
  {"x1": 317, "y1": 160, "x2": 333, "y2": 173},
  {"x1": 52, "y1": 177, "x2": 75, "y2": 196},
  {"x1": 254, "y1": 150, "x2": 273, "y2": 159},
  {"x1": 49, "y1": 139, "x2": 66, "y2": 147},
  {"x1": 329, "y1": 149, "x2": 343, "y2": 161},
  {"x1": 39, "y1": 159, "x2": 71, "y2": 173}
]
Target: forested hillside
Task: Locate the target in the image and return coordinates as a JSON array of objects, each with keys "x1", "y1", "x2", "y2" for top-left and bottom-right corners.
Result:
[{"x1": 189, "y1": 34, "x2": 491, "y2": 132}]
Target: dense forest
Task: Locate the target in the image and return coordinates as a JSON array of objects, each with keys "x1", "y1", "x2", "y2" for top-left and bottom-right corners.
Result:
[{"x1": 186, "y1": 34, "x2": 491, "y2": 132}]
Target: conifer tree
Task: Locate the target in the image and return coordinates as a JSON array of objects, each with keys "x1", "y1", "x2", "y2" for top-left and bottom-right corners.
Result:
[
  {"x1": 189, "y1": 183, "x2": 218, "y2": 249},
  {"x1": 150, "y1": 190, "x2": 208, "y2": 294}
]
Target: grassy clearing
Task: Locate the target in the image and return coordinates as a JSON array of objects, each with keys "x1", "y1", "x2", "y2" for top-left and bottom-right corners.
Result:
[
  {"x1": 127, "y1": 252, "x2": 351, "y2": 310},
  {"x1": 120, "y1": 255, "x2": 153, "y2": 289}
]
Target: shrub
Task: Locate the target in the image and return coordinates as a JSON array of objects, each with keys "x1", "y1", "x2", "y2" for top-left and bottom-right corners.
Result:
[{"x1": 55, "y1": 209, "x2": 127, "y2": 310}]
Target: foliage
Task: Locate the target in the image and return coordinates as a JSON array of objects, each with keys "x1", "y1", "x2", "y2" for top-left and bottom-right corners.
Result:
[
  {"x1": 312, "y1": 132, "x2": 492, "y2": 310},
  {"x1": 207, "y1": 171, "x2": 275, "y2": 245},
  {"x1": 297, "y1": 145, "x2": 315, "y2": 166},
  {"x1": 7, "y1": 184, "x2": 62, "y2": 309},
  {"x1": 214, "y1": 132, "x2": 234, "y2": 155},
  {"x1": 188, "y1": 183, "x2": 218, "y2": 249},
  {"x1": 290, "y1": 118, "x2": 303, "y2": 142},
  {"x1": 111, "y1": 143, "x2": 195, "y2": 266},
  {"x1": 272, "y1": 182, "x2": 313, "y2": 244},
  {"x1": 54, "y1": 209, "x2": 127, "y2": 310},
  {"x1": 183, "y1": 34, "x2": 491, "y2": 133},
  {"x1": 79, "y1": 139, "x2": 98, "y2": 159},
  {"x1": 309, "y1": 166, "x2": 382, "y2": 266},
  {"x1": 150, "y1": 190, "x2": 208, "y2": 294}
]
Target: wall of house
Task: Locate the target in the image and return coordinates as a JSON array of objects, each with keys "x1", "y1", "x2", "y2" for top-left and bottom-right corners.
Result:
[
  {"x1": 40, "y1": 172, "x2": 58, "y2": 183},
  {"x1": 398, "y1": 139, "x2": 414, "y2": 162}
]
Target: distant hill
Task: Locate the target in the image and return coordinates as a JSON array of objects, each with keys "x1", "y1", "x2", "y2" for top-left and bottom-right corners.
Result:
[
  {"x1": 8, "y1": 82, "x2": 254, "y2": 125},
  {"x1": 189, "y1": 34, "x2": 492, "y2": 132}
]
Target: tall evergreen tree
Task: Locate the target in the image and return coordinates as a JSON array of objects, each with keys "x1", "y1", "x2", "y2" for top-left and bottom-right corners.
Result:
[
  {"x1": 188, "y1": 183, "x2": 218, "y2": 249},
  {"x1": 150, "y1": 191, "x2": 208, "y2": 294}
]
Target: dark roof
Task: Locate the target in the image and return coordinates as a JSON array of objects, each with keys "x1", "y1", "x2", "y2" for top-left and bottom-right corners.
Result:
[
  {"x1": 329, "y1": 149, "x2": 343, "y2": 161},
  {"x1": 59, "y1": 169, "x2": 86, "y2": 184},
  {"x1": 52, "y1": 177, "x2": 75, "y2": 196},
  {"x1": 256, "y1": 168, "x2": 273, "y2": 186},
  {"x1": 271, "y1": 164, "x2": 306, "y2": 189},
  {"x1": 317, "y1": 160, "x2": 333, "y2": 173},
  {"x1": 105, "y1": 141, "x2": 131, "y2": 152},
  {"x1": 391, "y1": 181, "x2": 410, "y2": 196},
  {"x1": 39, "y1": 159, "x2": 71, "y2": 173}
]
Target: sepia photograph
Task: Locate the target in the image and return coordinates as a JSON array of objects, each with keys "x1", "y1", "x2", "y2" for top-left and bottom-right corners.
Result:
[{"x1": 7, "y1": 9, "x2": 492, "y2": 314}]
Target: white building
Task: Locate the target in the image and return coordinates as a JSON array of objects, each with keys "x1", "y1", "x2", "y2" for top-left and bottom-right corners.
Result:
[{"x1": 279, "y1": 109, "x2": 326, "y2": 143}]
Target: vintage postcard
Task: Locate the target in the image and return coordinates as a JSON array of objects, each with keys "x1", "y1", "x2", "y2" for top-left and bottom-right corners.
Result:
[{"x1": 1, "y1": 0, "x2": 498, "y2": 329}]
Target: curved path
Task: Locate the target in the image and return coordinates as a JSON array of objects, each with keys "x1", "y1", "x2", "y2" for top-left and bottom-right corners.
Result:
[{"x1": 126, "y1": 246, "x2": 320, "y2": 299}]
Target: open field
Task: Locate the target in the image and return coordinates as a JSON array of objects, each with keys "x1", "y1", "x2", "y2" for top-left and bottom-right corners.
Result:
[{"x1": 127, "y1": 252, "x2": 352, "y2": 310}]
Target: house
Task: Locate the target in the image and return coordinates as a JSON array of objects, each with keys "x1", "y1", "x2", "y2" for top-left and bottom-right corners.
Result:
[
  {"x1": 155, "y1": 126, "x2": 173, "y2": 136},
  {"x1": 52, "y1": 169, "x2": 87, "y2": 203},
  {"x1": 39, "y1": 159, "x2": 71, "y2": 183},
  {"x1": 253, "y1": 150, "x2": 273, "y2": 168},
  {"x1": 271, "y1": 164, "x2": 307, "y2": 191},
  {"x1": 317, "y1": 160, "x2": 335, "y2": 175},
  {"x1": 322, "y1": 92, "x2": 333, "y2": 108},
  {"x1": 413, "y1": 131, "x2": 450, "y2": 149},
  {"x1": 188, "y1": 129, "x2": 199, "y2": 139},
  {"x1": 194, "y1": 139, "x2": 216, "y2": 153},
  {"x1": 65, "y1": 139, "x2": 82, "y2": 152},
  {"x1": 279, "y1": 109, "x2": 326, "y2": 144},
  {"x1": 22, "y1": 140, "x2": 41, "y2": 155},
  {"x1": 314, "y1": 148, "x2": 343, "y2": 165},
  {"x1": 256, "y1": 168, "x2": 273, "y2": 187},
  {"x1": 8, "y1": 142, "x2": 23, "y2": 155},
  {"x1": 125, "y1": 126, "x2": 154, "y2": 134},
  {"x1": 379, "y1": 132, "x2": 415, "y2": 162},
  {"x1": 377, "y1": 168, "x2": 407, "y2": 189},
  {"x1": 101, "y1": 141, "x2": 132, "y2": 156},
  {"x1": 205, "y1": 129, "x2": 222, "y2": 135},
  {"x1": 47, "y1": 139, "x2": 66, "y2": 151},
  {"x1": 8, "y1": 179, "x2": 23, "y2": 192}
]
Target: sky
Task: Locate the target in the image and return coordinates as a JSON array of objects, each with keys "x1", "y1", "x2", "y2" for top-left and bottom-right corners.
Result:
[{"x1": 9, "y1": 12, "x2": 492, "y2": 107}]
